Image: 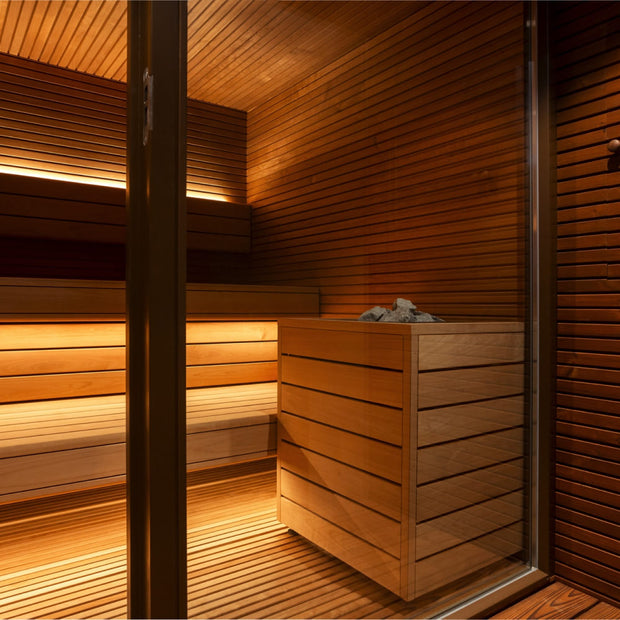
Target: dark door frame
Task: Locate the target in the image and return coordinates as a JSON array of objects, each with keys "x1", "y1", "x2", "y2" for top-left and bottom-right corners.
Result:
[{"x1": 126, "y1": 2, "x2": 188, "y2": 618}]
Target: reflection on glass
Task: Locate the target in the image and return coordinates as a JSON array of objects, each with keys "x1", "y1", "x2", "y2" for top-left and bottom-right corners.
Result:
[{"x1": 187, "y1": 0, "x2": 531, "y2": 617}]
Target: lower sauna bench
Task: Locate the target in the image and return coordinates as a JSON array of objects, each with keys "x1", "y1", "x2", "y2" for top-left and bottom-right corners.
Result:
[
  {"x1": 0, "y1": 320, "x2": 280, "y2": 504},
  {"x1": 277, "y1": 318, "x2": 527, "y2": 602}
]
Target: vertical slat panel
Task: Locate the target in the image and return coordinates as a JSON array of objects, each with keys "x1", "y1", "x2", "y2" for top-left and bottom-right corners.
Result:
[
  {"x1": 247, "y1": 1, "x2": 526, "y2": 321},
  {"x1": 553, "y1": 0, "x2": 620, "y2": 605}
]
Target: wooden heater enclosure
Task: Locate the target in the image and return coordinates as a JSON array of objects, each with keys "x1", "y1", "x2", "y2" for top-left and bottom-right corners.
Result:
[{"x1": 277, "y1": 318, "x2": 526, "y2": 601}]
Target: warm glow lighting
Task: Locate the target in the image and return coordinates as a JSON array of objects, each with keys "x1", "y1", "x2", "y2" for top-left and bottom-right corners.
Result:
[
  {"x1": 0, "y1": 165, "x2": 230, "y2": 202},
  {"x1": 186, "y1": 189, "x2": 229, "y2": 202},
  {"x1": 0, "y1": 164, "x2": 125, "y2": 189}
]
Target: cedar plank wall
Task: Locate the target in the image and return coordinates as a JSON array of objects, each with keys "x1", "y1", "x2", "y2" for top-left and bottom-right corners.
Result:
[
  {"x1": 552, "y1": 1, "x2": 620, "y2": 605},
  {"x1": 0, "y1": 52, "x2": 249, "y2": 281},
  {"x1": 247, "y1": 1, "x2": 527, "y2": 320}
]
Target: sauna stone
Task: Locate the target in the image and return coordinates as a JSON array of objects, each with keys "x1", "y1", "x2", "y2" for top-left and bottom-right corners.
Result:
[
  {"x1": 359, "y1": 297, "x2": 443, "y2": 323},
  {"x1": 277, "y1": 318, "x2": 526, "y2": 601}
]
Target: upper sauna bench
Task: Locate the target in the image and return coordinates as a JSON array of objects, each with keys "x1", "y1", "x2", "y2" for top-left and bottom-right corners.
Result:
[{"x1": 0, "y1": 278, "x2": 319, "y2": 504}]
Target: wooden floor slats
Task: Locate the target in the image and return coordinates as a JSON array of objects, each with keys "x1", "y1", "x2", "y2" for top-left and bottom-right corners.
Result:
[
  {"x1": 493, "y1": 581, "x2": 620, "y2": 620},
  {"x1": 1, "y1": 467, "x2": 618, "y2": 619}
]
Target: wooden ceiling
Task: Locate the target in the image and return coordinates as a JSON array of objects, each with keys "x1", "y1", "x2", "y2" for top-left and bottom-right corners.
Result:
[{"x1": 0, "y1": 0, "x2": 422, "y2": 111}]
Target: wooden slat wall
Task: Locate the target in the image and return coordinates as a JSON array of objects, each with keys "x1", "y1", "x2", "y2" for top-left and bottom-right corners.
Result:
[
  {"x1": 247, "y1": 1, "x2": 527, "y2": 320},
  {"x1": 552, "y1": 0, "x2": 620, "y2": 605},
  {"x1": 0, "y1": 52, "x2": 246, "y2": 202},
  {"x1": 0, "y1": 172, "x2": 251, "y2": 252},
  {"x1": 0, "y1": 278, "x2": 320, "y2": 321}
]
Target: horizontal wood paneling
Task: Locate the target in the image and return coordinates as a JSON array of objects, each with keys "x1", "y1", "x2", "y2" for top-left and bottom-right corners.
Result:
[
  {"x1": 552, "y1": 0, "x2": 620, "y2": 604},
  {"x1": 278, "y1": 318, "x2": 526, "y2": 601},
  {"x1": 0, "y1": 52, "x2": 246, "y2": 202},
  {"x1": 247, "y1": 1, "x2": 526, "y2": 320},
  {"x1": 0, "y1": 278, "x2": 319, "y2": 321}
]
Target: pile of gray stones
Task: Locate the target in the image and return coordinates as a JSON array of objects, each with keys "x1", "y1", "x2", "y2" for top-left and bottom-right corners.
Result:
[{"x1": 358, "y1": 298, "x2": 444, "y2": 323}]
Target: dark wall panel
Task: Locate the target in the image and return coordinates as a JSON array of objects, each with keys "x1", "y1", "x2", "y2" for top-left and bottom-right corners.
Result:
[
  {"x1": 0, "y1": 52, "x2": 249, "y2": 281},
  {"x1": 247, "y1": 1, "x2": 527, "y2": 320},
  {"x1": 552, "y1": 0, "x2": 620, "y2": 605}
]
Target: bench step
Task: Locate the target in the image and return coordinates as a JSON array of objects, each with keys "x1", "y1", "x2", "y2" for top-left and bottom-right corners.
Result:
[{"x1": 0, "y1": 382, "x2": 277, "y2": 503}]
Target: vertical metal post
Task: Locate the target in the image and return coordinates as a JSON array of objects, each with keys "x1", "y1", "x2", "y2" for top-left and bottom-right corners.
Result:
[
  {"x1": 527, "y1": 0, "x2": 555, "y2": 577},
  {"x1": 126, "y1": 2, "x2": 187, "y2": 618}
]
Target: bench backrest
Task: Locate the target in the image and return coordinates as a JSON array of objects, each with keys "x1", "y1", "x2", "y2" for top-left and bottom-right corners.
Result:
[
  {"x1": 0, "y1": 277, "x2": 319, "y2": 405},
  {"x1": 0, "y1": 321, "x2": 278, "y2": 405}
]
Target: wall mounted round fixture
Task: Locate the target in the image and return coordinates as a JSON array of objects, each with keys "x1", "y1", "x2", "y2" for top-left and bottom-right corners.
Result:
[{"x1": 607, "y1": 139, "x2": 620, "y2": 153}]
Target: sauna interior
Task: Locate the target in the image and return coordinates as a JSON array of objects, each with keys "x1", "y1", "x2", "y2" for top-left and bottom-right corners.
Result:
[{"x1": 1, "y1": 0, "x2": 619, "y2": 618}]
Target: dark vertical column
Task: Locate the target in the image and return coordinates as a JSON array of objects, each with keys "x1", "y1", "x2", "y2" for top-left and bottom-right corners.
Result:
[
  {"x1": 126, "y1": 2, "x2": 187, "y2": 618},
  {"x1": 529, "y1": 0, "x2": 555, "y2": 577}
]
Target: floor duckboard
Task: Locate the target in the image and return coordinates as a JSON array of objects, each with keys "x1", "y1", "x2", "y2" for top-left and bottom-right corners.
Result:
[{"x1": 1, "y1": 465, "x2": 618, "y2": 619}]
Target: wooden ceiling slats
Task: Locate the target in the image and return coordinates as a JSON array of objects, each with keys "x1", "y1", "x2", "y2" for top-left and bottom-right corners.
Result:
[
  {"x1": 81, "y1": 3, "x2": 125, "y2": 77},
  {"x1": 27, "y1": 0, "x2": 61, "y2": 61},
  {"x1": 49, "y1": 2, "x2": 89, "y2": 68},
  {"x1": 57, "y1": 1, "x2": 104, "y2": 70},
  {"x1": 4, "y1": 1, "x2": 32, "y2": 57},
  {"x1": 193, "y1": 2, "x2": 363, "y2": 109},
  {"x1": 0, "y1": 0, "x2": 423, "y2": 111},
  {"x1": 16, "y1": 0, "x2": 50, "y2": 59},
  {"x1": 188, "y1": 1, "x2": 281, "y2": 87}
]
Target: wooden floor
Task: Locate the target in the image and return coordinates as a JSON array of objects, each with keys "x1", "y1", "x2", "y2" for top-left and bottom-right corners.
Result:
[
  {"x1": 0, "y1": 462, "x2": 618, "y2": 619},
  {"x1": 493, "y1": 581, "x2": 620, "y2": 619}
]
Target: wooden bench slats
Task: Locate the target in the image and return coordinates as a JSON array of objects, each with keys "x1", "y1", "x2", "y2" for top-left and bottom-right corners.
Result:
[
  {"x1": 0, "y1": 321, "x2": 278, "y2": 349},
  {"x1": 0, "y1": 444, "x2": 126, "y2": 498},
  {"x1": 0, "y1": 279, "x2": 319, "y2": 321},
  {"x1": 0, "y1": 275, "x2": 319, "y2": 503},
  {"x1": 0, "y1": 347, "x2": 126, "y2": 376},
  {"x1": 187, "y1": 342, "x2": 277, "y2": 365},
  {"x1": 0, "y1": 343, "x2": 278, "y2": 377},
  {"x1": 187, "y1": 321, "x2": 277, "y2": 342},
  {"x1": 0, "y1": 371, "x2": 126, "y2": 404},
  {"x1": 0, "y1": 384, "x2": 277, "y2": 456},
  {"x1": 0, "y1": 323, "x2": 125, "y2": 349}
]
